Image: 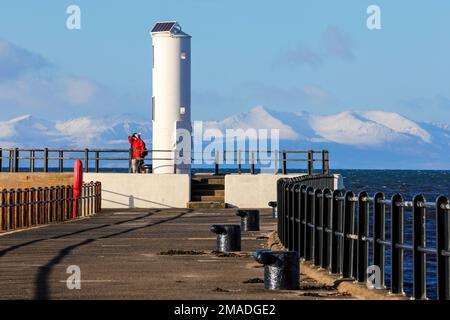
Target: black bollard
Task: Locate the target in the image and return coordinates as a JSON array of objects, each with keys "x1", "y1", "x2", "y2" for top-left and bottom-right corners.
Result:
[
  {"x1": 254, "y1": 250, "x2": 299, "y2": 290},
  {"x1": 210, "y1": 224, "x2": 241, "y2": 252},
  {"x1": 236, "y1": 209, "x2": 260, "y2": 231},
  {"x1": 268, "y1": 201, "x2": 277, "y2": 219}
]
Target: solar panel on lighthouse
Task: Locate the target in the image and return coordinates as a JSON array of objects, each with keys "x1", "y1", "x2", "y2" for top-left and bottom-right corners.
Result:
[{"x1": 151, "y1": 22, "x2": 177, "y2": 33}]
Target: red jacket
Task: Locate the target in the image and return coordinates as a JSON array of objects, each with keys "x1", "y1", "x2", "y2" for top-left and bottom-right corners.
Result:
[{"x1": 128, "y1": 136, "x2": 146, "y2": 159}]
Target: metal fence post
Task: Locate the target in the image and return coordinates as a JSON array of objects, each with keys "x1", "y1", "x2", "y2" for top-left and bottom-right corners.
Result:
[
  {"x1": 307, "y1": 151, "x2": 314, "y2": 175},
  {"x1": 283, "y1": 182, "x2": 291, "y2": 248},
  {"x1": 321, "y1": 188, "x2": 332, "y2": 270},
  {"x1": 273, "y1": 150, "x2": 278, "y2": 174},
  {"x1": 293, "y1": 184, "x2": 300, "y2": 252},
  {"x1": 391, "y1": 193, "x2": 404, "y2": 295},
  {"x1": 330, "y1": 189, "x2": 342, "y2": 274},
  {"x1": 43, "y1": 148, "x2": 48, "y2": 173},
  {"x1": 322, "y1": 150, "x2": 329, "y2": 175},
  {"x1": 287, "y1": 183, "x2": 295, "y2": 250},
  {"x1": 14, "y1": 148, "x2": 19, "y2": 172},
  {"x1": 277, "y1": 179, "x2": 283, "y2": 242},
  {"x1": 84, "y1": 149, "x2": 89, "y2": 173},
  {"x1": 298, "y1": 185, "x2": 307, "y2": 258},
  {"x1": 30, "y1": 150, "x2": 35, "y2": 173},
  {"x1": 374, "y1": 192, "x2": 386, "y2": 289},
  {"x1": 173, "y1": 150, "x2": 177, "y2": 174},
  {"x1": 342, "y1": 191, "x2": 356, "y2": 279},
  {"x1": 8, "y1": 150, "x2": 13, "y2": 172},
  {"x1": 304, "y1": 186, "x2": 314, "y2": 261},
  {"x1": 59, "y1": 151, "x2": 64, "y2": 173},
  {"x1": 412, "y1": 194, "x2": 427, "y2": 300},
  {"x1": 357, "y1": 191, "x2": 369, "y2": 283},
  {"x1": 237, "y1": 150, "x2": 242, "y2": 174},
  {"x1": 313, "y1": 188, "x2": 322, "y2": 266},
  {"x1": 128, "y1": 148, "x2": 133, "y2": 173},
  {"x1": 283, "y1": 180, "x2": 290, "y2": 246},
  {"x1": 95, "y1": 151, "x2": 100, "y2": 173},
  {"x1": 250, "y1": 151, "x2": 255, "y2": 175},
  {"x1": 282, "y1": 151, "x2": 287, "y2": 175},
  {"x1": 436, "y1": 195, "x2": 450, "y2": 300},
  {"x1": 0, "y1": 148, "x2": 2, "y2": 173},
  {"x1": 215, "y1": 151, "x2": 219, "y2": 175}
]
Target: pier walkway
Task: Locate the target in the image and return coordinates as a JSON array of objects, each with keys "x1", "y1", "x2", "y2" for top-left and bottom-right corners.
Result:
[{"x1": 0, "y1": 208, "x2": 350, "y2": 299}]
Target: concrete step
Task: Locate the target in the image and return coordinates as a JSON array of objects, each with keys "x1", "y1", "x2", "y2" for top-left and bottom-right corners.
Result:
[
  {"x1": 191, "y1": 184, "x2": 224, "y2": 190},
  {"x1": 191, "y1": 189, "x2": 225, "y2": 196},
  {"x1": 192, "y1": 174, "x2": 225, "y2": 179},
  {"x1": 192, "y1": 178, "x2": 225, "y2": 185},
  {"x1": 192, "y1": 175, "x2": 225, "y2": 184},
  {"x1": 187, "y1": 201, "x2": 226, "y2": 209},
  {"x1": 192, "y1": 195, "x2": 224, "y2": 202}
]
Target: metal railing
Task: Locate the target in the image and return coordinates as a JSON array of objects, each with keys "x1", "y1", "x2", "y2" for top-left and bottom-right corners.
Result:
[
  {"x1": 0, "y1": 181, "x2": 101, "y2": 232},
  {"x1": 277, "y1": 175, "x2": 450, "y2": 300},
  {"x1": 0, "y1": 148, "x2": 330, "y2": 175}
]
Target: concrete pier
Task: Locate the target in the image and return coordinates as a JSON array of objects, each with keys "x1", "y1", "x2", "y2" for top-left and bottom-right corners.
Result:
[{"x1": 0, "y1": 208, "x2": 351, "y2": 299}]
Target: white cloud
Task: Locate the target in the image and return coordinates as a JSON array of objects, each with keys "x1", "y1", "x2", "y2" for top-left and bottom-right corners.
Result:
[
  {"x1": 0, "y1": 38, "x2": 120, "y2": 118},
  {"x1": 0, "y1": 38, "x2": 51, "y2": 79},
  {"x1": 279, "y1": 47, "x2": 323, "y2": 68},
  {"x1": 277, "y1": 25, "x2": 355, "y2": 69},
  {"x1": 59, "y1": 77, "x2": 99, "y2": 105},
  {"x1": 322, "y1": 26, "x2": 355, "y2": 61}
]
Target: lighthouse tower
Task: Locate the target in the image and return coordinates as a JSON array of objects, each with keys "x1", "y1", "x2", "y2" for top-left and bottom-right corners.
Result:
[{"x1": 151, "y1": 22, "x2": 191, "y2": 174}]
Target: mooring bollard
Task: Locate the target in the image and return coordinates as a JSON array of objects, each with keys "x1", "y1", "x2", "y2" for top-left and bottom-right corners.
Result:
[
  {"x1": 254, "y1": 250, "x2": 299, "y2": 290},
  {"x1": 236, "y1": 209, "x2": 260, "y2": 231},
  {"x1": 210, "y1": 224, "x2": 241, "y2": 252},
  {"x1": 268, "y1": 201, "x2": 277, "y2": 219}
]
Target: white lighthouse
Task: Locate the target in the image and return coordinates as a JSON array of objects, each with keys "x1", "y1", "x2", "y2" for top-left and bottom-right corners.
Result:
[{"x1": 151, "y1": 22, "x2": 192, "y2": 174}]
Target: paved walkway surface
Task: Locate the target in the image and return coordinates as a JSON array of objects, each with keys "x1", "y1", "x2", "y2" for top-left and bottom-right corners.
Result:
[{"x1": 0, "y1": 209, "x2": 352, "y2": 299}]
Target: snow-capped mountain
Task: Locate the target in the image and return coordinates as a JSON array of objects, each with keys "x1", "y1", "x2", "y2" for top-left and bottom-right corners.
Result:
[
  {"x1": 1, "y1": 106, "x2": 449, "y2": 169},
  {"x1": 0, "y1": 114, "x2": 152, "y2": 149}
]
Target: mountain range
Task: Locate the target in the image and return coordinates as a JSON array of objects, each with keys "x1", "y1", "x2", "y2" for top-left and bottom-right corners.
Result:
[{"x1": 1, "y1": 106, "x2": 449, "y2": 169}]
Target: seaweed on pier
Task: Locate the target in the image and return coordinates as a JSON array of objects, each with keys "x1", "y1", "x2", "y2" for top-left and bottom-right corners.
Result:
[{"x1": 159, "y1": 249, "x2": 206, "y2": 255}]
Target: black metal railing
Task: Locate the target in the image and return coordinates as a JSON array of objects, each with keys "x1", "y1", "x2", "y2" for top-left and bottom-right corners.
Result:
[
  {"x1": 277, "y1": 175, "x2": 450, "y2": 300},
  {"x1": 0, "y1": 148, "x2": 330, "y2": 175},
  {"x1": 0, "y1": 181, "x2": 101, "y2": 232}
]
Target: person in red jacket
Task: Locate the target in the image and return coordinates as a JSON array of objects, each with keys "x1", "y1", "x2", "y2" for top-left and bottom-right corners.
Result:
[{"x1": 128, "y1": 133, "x2": 146, "y2": 173}]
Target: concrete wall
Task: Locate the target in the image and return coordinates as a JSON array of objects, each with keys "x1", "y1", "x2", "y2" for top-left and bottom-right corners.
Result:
[
  {"x1": 84, "y1": 173, "x2": 190, "y2": 209},
  {"x1": 225, "y1": 173, "x2": 344, "y2": 209}
]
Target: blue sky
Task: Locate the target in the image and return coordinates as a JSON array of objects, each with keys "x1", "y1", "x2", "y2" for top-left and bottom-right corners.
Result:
[{"x1": 1, "y1": 0, "x2": 450, "y2": 124}]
